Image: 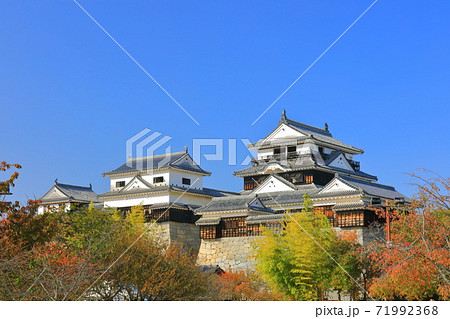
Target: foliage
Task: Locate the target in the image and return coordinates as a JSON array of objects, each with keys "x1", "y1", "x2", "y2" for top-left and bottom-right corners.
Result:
[
  {"x1": 0, "y1": 161, "x2": 21, "y2": 194},
  {"x1": 253, "y1": 194, "x2": 362, "y2": 300},
  {"x1": 367, "y1": 171, "x2": 450, "y2": 300},
  {"x1": 214, "y1": 270, "x2": 286, "y2": 300}
]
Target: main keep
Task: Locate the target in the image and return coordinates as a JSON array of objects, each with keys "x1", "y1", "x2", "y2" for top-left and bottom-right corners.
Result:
[{"x1": 39, "y1": 110, "x2": 407, "y2": 271}]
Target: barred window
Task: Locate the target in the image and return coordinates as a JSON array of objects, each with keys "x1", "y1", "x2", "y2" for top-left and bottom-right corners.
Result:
[
  {"x1": 247, "y1": 224, "x2": 261, "y2": 236},
  {"x1": 305, "y1": 175, "x2": 313, "y2": 183},
  {"x1": 335, "y1": 211, "x2": 364, "y2": 227},
  {"x1": 200, "y1": 226, "x2": 217, "y2": 239},
  {"x1": 116, "y1": 181, "x2": 125, "y2": 188},
  {"x1": 221, "y1": 217, "x2": 248, "y2": 237},
  {"x1": 153, "y1": 176, "x2": 164, "y2": 183}
]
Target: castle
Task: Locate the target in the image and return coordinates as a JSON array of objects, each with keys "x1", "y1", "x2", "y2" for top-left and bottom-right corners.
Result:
[{"x1": 38, "y1": 111, "x2": 407, "y2": 271}]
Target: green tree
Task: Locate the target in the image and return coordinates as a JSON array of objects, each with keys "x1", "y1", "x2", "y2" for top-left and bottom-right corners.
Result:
[{"x1": 254, "y1": 194, "x2": 342, "y2": 300}]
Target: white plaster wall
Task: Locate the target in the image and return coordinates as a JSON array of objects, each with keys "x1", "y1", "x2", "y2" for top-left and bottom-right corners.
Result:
[
  {"x1": 257, "y1": 148, "x2": 273, "y2": 160},
  {"x1": 109, "y1": 176, "x2": 134, "y2": 191},
  {"x1": 103, "y1": 194, "x2": 170, "y2": 208},
  {"x1": 255, "y1": 175, "x2": 295, "y2": 193},
  {"x1": 169, "y1": 171, "x2": 203, "y2": 189},
  {"x1": 329, "y1": 155, "x2": 354, "y2": 171},
  {"x1": 140, "y1": 171, "x2": 170, "y2": 186}
]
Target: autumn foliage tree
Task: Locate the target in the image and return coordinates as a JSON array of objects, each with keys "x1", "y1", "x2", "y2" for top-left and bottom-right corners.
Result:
[
  {"x1": 0, "y1": 163, "x2": 218, "y2": 301},
  {"x1": 367, "y1": 171, "x2": 449, "y2": 300},
  {"x1": 214, "y1": 270, "x2": 286, "y2": 300}
]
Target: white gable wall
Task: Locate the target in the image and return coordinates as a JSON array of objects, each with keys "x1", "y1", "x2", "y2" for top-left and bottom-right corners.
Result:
[
  {"x1": 328, "y1": 155, "x2": 354, "y2": 171},
  {"x1": 43, "y1": 187, "x2": 67, "y2": 200},
  {"x1": 254, "y1": 176, "x2": 296, "y2": 194},
  {"x1": 320, "y1": 179, "x2": 356, "y2": 194}
]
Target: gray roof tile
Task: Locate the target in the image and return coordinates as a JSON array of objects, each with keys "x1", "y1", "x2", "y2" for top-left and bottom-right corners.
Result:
[{"x1": 103, "y1": 151, "x2": 210, "y2": 176}]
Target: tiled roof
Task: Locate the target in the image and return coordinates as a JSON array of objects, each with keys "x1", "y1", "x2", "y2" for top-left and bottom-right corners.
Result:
[
  {"x1": 103, "y1": 151, "x2": 210, "y2": 176},
  {"x1": 285, "y1": 118, "x2": 332, "y2": 137},
  {"x1": 234, "y1": 155, "x2": 377, "y2": 181},
  {"x1": 195, "y1": 216, "x2": 221, "y2": 226},
  {"x1": 40, "y1": 182, "x2": 99, "y2": 203},
  {"x1": 246, "y1": 214, "x2": 284, "y2": 225},
  {"x1": 99, "y1": 184, "x2": 236, "y2": 199},
  {"x1": 340, "y1": 176, "x2": 407, "y2": 200},
  {"x1": 249, "y1": 112, "x2": 363, "y2": 154},
  {"x1": 195, "y1": 194, "x2": 274, "y2": 214}
]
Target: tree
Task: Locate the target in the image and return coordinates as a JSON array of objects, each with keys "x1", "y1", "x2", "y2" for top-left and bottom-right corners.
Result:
[
  {"x1": 214, "y1": 270, "x2": 285, "y2": 300},
  {"x1": 253, "y1": 194, "x2": 355, "y2": 300},
  {"x1": 0, "y1": 161, "x2": 21, "y2": 195},
  {"x1": 367, "y1": 171, "x2": 449, "y2": 300}
]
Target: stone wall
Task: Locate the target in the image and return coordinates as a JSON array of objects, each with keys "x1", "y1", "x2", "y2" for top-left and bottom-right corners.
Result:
[
  {"x1": 151, "y1": 222, "x2": 385, "y2": 273},
  {"x1": 152, "y1": 221, "x2": 201, "y2": 254},
  {"x1": 196, "y1": 237, "x2": 257, "y2": 271}
]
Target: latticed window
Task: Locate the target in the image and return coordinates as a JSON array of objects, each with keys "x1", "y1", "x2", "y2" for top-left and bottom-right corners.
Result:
[
  {"x1": 305, "y1": 175, "x2": 314, "y2": 183},
  {"x1": 200, "y1": 226, "x2": 217, "y2": 239},
  {"x1": 247, "y1": 224, "x2": 261, "y2": 236},
  {"x1": 335, "y1": 211, "x2": 364, "y2": 227},
  {"x1": 221, "y1": 217, "x2": 249, "y2": 237},
  {"x1": 313, "y1": 205, "x2": 334, "y2": 224}
]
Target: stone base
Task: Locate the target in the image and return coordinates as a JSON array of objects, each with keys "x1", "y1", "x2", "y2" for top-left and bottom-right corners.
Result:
[{"x1": 196, "y1": 237, "x2": 257, "y2": 271}]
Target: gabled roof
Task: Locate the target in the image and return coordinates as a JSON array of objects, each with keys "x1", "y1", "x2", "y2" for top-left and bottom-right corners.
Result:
[
  {"x1": 339, "y1": 175, "x2": 407, "y2": 201},
  {"x1": 251, "y1": 173, "x2": 298, "y2": 194},
  {"x1": 248, "y1": 110, "x2": 363, "y2": 154},
  {"x1": 195, "y1": 194, "x2": 275, "y2": 215},
  {"x1": 234, "y1": 154, "x2": 377, "y2": 182},
  {"x1": 103, "y1": 150, "x2": 211, "y2": 177},
  {"x1": 119, "y1": 175, "x2": 154, "y2": 193},
  {"x1": 99, "y1": 182, "x2": 237, "y2": 199},
  {"x1": 317, "y1": 174, "x2": 407, "y2": 200},
  {"x1": 40, "y1": 180, "x2": 99, "y2": 204}
]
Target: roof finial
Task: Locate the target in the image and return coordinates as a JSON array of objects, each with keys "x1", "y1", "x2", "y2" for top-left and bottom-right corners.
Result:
[
  {"x1": 89, "y1": 183, "x2": 92, "y2": 189},
  {"x1": 324, "y1": 122, "x2": 329, "y2": 131},
  {"x1": 281, "y1": 109, "x2": 287, "y2": 121},
  {"x1": 54, "y1": 178, "x2": 58, "y2": 184},
  {"x1": 184, "y1": 145, "x2": 188, "y2": 153}
]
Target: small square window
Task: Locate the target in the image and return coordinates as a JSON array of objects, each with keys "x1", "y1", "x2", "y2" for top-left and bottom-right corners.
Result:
[
  {"x1": 116, "y1": 181, "x2": 125, "y2": 188},
  {"x1": 182, "y1": 178, "x2": 191, "y2": 185},
  {"x1": 153, "y1": 176, "x2": 164, "y2": 183},
  {"x1": 287, "y1": 146, "x2": 296, "y2": 153}
]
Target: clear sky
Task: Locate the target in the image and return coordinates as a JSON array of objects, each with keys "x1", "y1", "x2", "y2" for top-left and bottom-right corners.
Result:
[{"x1": 1, "y1": 0, "x2": 449, "y2": 203}]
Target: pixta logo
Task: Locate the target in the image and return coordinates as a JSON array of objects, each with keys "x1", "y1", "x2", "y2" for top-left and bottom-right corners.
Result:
[{"x1": 126, "y1": 128, "x2": 173, "y2": 172}]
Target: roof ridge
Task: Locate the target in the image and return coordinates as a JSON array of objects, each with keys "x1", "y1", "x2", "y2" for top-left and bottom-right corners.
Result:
[
  {"x1": 286, "y1": 118, "x2": 332, "y2": 137},
  {"x1": 127, "y1": 150, "x2": 186, "y2": 162},
  {"x1": 341, "y1": 175, "x2": 397, "y2": 190},
  {"x1": 56, "y1": 183, "x2": 93, "y2": 191}
]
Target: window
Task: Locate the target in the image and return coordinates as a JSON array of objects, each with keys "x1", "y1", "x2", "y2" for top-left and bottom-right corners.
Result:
[
  {"x1": 221, "y1": 217, "x2": 248, "y2": 237},
  {"x1": 200, "y1": 226, "x2": 217, "y2": 239},
  {"x1": 273, "y1": 148, "x2": 281, "y2": 155},
  {"x1": 153, "y1": 176, "x2": 164, "y2": 183},
  {"x1": 116, "y1": 181, "x2": 125, "y2": 188},
  {"x1": 287, "y1": 146, "x2": 296, "y2": 153},
  {"x1": 305, "y1": 175, "x2": 313, "y2": 183},
  {"x1": 182, "y1": 178, "x2": 191, "y2": 185}
]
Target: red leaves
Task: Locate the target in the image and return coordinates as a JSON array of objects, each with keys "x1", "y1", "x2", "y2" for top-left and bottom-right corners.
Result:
[{"x1": 366, "y1": 172, "x2": 450, "y2": 301}]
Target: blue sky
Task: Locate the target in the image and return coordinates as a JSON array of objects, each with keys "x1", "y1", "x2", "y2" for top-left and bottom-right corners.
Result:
[{"x1": 1, "y1": 0, "x2": 449, "y2": 203}]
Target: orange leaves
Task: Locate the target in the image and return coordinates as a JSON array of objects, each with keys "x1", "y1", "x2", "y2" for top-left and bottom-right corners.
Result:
[
  {"x1": 214, "y1": 270, "x2": 285, "y2": 301},
  {"x1": 366, "y1": 172, "x2": 450, "y2": 301}
]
